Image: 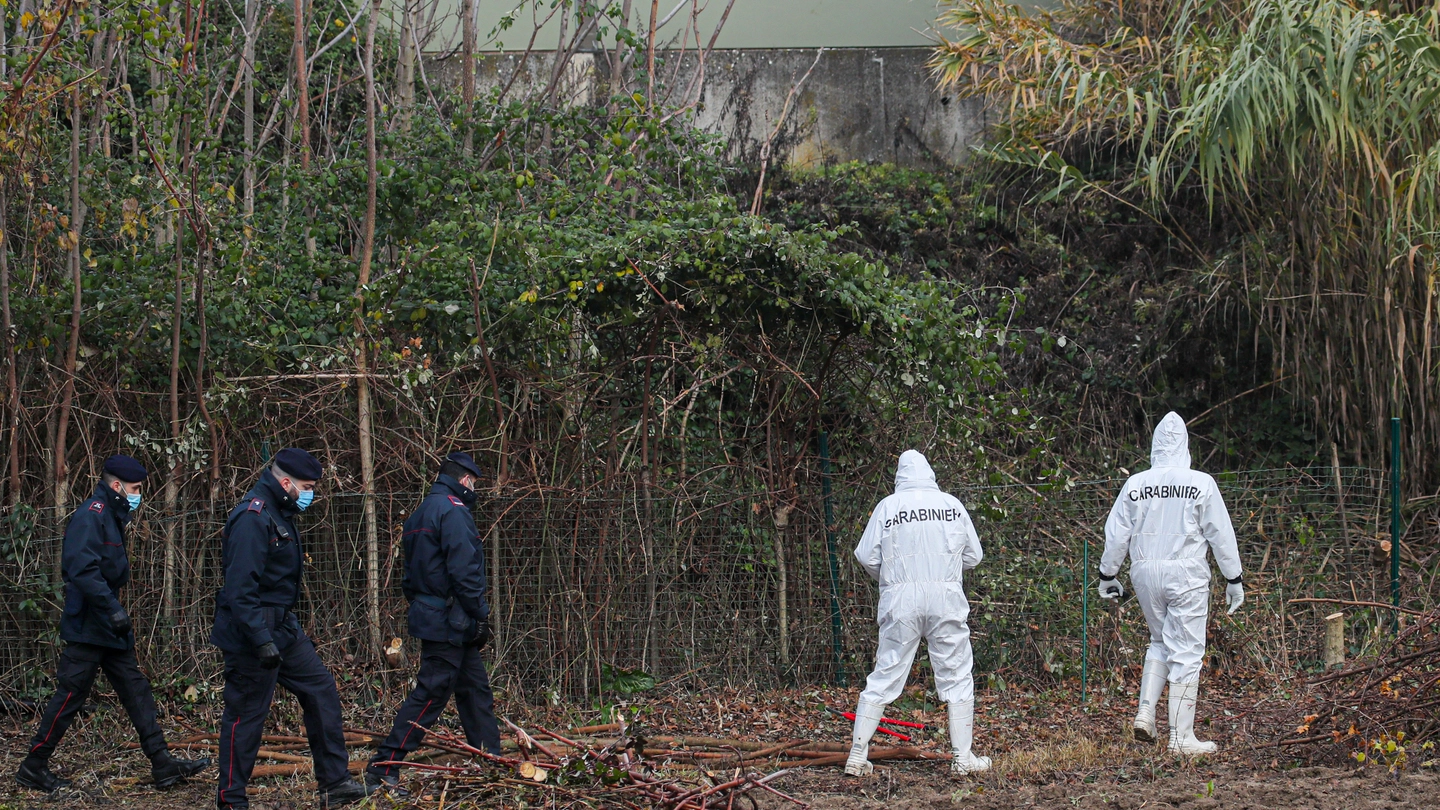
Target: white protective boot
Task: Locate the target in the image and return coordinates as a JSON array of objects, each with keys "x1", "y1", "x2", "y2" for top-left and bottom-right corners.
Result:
[
  {"x1": 1167, "y1": 680, "x2": 1217, "y2": 755},
  {"x1": 1132, "y1": 659, "x2": 1167, "y2": 743},
  {"x1": 844, "y1": 700, "x2": 885, "y2": 776},
  {"x1": 948, "y1": 700, "x2": 992, "y2": 775}
]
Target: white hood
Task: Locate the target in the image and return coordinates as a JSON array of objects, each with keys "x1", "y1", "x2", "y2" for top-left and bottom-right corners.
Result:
[
  {"x1": 894, "y1": 450, "x2": 939, "y2": 492},
  {"x1": 1150, "y1": 412, "x2": 1191, "y2": 469}
]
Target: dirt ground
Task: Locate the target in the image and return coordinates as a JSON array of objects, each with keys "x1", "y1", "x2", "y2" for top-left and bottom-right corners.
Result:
[
  {"x1": 770, "y1": 763, "x2": 1440, "y2": 809},
  {"x1": 0, "y1": 684, "x2": 1432, "y2": 809},
  {"x1": 1, "y1": 758, "x2": 1437, "y2": 810}
]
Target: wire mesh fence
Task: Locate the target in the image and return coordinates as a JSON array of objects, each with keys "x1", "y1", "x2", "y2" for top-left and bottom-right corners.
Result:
[
  {"x1": 956, "y1": 467, "x2": 1406, "y2": 690},
  {"x1": 0, "y1": 465, "x2": 1418, "y2": 703}
]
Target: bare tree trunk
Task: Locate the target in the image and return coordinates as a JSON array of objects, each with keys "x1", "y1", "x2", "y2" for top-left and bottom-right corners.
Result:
[
  {"x1": 646, "y1": 0, "x2": 658, "y2": 112},
  {"x1": 84, "y1": 29, "x2": 114, "y2": 155},
  {"x1": 147, "y1": 58, "x2": 169, "y2": 232},
  {"x1": 0, "y1": 187, "x2": 18, "y2": 508},
  {"x1": 294, "y1": 0, "x2": 315, "y2": 256},
  {"x1": 53, "y1": 76, "x2": 84, "y2": 524},
  {"x1": 541, "y1": 6, "x2": 605, "y2": 109},
  {"x1": 15, "y1": 0, "x2": 29, "y2": 45},
  {"x1": 357, "y1": 360, "x2": 380, "y2": 659},
  {"x1": 192, "y1": 218, "x2": 219, "y2": 505},
  {"x1": 544, "y1": 2, "x2": 569, "y2": 110},
  {"x1": 294, "y1": 0, "x2": 310, "y2": 169},
  {"x1": 772, "y1": 505, "x2": 793, "y2": 679},
  {"x1": 641, "y1": 343, "x2": 659, "y2": 677},
  {"x1": 165, "y1": 220, "x2": 183, "y2": 626},
  {"x1": 678, "y1": 0, "x2": 736, "y2": 111},
  {"x1": 42, "y1": 406, "x2": 56, "y2": 570},
  {"x1": 468, "y1": 253, "x2": 507, "y2": 485},
  {"x1": 609, "y1": 0, "x2": 633, "y2": 102},
  {"x1": 177, "y1": 0, "x2": 220, "y2": 508},
  {"x1": 750, "y1": 49, "x2": 824, "y2": 216},
  {"x1": 358, "y1": 0, "x2": 384, "y2": 660},
  {"x1": 243, "y1": 0, "x2": 257, "y2": 219},
  {"x1": 396, "y1": 0, "x2": 416, "y2": 128},
  {"x1": 461, "y1": 0, "x2": 475, "y2": 154}
]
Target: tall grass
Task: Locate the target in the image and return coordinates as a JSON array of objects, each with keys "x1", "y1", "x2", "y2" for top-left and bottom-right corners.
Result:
[{"x1": 932, "y1": 0, "x2": 1440, "y2": 490}]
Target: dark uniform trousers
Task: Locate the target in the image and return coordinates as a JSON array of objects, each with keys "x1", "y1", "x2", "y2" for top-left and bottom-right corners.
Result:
[
  {"x1": 216, "y1": 628, "x2": 349, "y2": 808},
  {"x1": 369, "y1": 640, "x2": 500, "y2": 777},
  {"x1": 27, "y1": 642, "x2": 166, "y2": 761}
]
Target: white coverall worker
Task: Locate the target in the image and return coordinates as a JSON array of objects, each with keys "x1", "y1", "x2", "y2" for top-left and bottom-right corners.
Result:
[
  {"x1": 845, "y1": 450, "x2": 990, "y2": 776},
  {"x1": 1100, "y1": 412, "x2": 1245, "y2": 755}
]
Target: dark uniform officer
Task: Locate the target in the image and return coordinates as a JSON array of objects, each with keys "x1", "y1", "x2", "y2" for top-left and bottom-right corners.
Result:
[
  {"x1": 365, "y1": 452, "x2": 500, "y2": 792},
  {"x1": 16, "y1": 455, "x2": 208, "y2": 792},
  {"x1": 211, "y1": 448, "x2": 370, "y2": 809}
]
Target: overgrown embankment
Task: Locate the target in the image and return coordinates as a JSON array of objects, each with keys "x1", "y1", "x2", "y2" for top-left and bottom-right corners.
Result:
[
  {"x1": 0, "y1": 3, "x2": 1028, "y2": 693},
  {"x1": 929, "y1": 0, "x2": 1440, "y2": 494}
]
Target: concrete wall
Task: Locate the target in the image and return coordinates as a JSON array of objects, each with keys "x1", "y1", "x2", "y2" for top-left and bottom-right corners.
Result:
[
  {"x1": 687, "y1": 47, "x2": 987, "y2": 167},
  {"x1": 413, "y1": 0, "x2": 951, "y2": 50},
  {"x1": 425, "y1": 46, "x2": 988, "y2": 168}
]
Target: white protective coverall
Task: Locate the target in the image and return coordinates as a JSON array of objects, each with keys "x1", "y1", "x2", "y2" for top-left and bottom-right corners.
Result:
[
  {"x1": 846, "y1": 450, "x2": 989, "y2": 775},
  {"x1": 1101, "y1": 412, "x2": 1241, "y2": 684},
  {"x1": 855, "y1": 450, "x2": 983, "y2": 705}
]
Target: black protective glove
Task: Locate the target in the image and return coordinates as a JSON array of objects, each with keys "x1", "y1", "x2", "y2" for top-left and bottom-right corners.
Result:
[
  {"x1": 1097, "y1": 573, "x2": 1125, "y2": 601},
  {"x1": 469, "y1": 619, "x2": 492, "y2": 650},
  {"x1": 256, "y1": 642, "x2": 282, "y2": 669},
  {"x1": 108, "y1": 609, "x2": 132, "y2": 635}
]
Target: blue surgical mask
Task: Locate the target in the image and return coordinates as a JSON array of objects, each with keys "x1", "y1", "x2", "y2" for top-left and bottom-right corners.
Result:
[
  {"x1": 126, "y1": 493, "x2": 142, "y2": 511},
  {"x1": 295, "y1": 490, "x2": 315, "y2": 511}
]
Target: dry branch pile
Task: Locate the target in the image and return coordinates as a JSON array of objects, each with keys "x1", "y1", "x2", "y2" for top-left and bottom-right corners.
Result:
[
  {"x1": 378, "y1": 718, "x2": 951, "y2": 808},
  {"x1": 134, "y1": 718, "x2": 948, "y2": 805},
  {"x1": 1270, "y1": 608, "x2": 1440, "y2": 761}
]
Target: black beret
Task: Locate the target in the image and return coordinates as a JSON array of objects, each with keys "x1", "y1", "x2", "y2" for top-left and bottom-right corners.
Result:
[
  {"x1": 103, "y1": 455, "x2": 148, "y2": 483},
  {"x1": 444, "y1": 451, "x2": 484, "y2": 479},
  {"x1": 273, "y1": 447, "x2": 324, "y2": 481}
]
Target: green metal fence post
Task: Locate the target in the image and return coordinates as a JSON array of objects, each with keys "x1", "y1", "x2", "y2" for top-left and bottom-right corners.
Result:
[
  {"x1": 818, "y1": 431, "x2": 847, "y2": 686},
  {"x1": 1391, "y1": 416, "x2": 1401, "y2": 632},
  {"x1": 1082, "y1": 530, "x2": 1089, "y2": 702}
]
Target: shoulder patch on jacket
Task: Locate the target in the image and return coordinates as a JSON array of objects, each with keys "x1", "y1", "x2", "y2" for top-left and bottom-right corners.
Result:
[
  {"x1": 88, "y1": 500, "x2": 104, "y2": 513},
  {"x1": 447, "y1": 495, "x2": 466, "y2": 507},
  {"x1": 247, "y1": 498, "x2": 266, "y2": 513}
]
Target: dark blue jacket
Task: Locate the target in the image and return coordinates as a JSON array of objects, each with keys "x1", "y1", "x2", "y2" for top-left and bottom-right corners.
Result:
[
  {"x1": 401, "y1": 475, "x2": 489, "y2": 644},
  {"x1": 60, "y1": 484, "x2": 135, "y2": 650},
  {"x1": 211, "y1": 470, "x2": 304, "y2": 654}
]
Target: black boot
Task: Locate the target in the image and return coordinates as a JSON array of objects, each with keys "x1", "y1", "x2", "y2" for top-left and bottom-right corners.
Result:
[
  {"x1": 318, "y1": 777, "x2": 375, "y2": 807},
  {"x1": 151, "y1": 750, "x2": 210, "y2": 788},
  {"x1": 16, "y1": 757, "x2": 71, "y2": 792},
  {"x1": 365, "y1": 769, "x2": 410, "y2": 797}
]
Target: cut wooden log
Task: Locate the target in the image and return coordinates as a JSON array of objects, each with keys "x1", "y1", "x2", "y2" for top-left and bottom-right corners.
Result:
[
  {"x1": 742, "y1": 740, "x2": 810, "y2": 761},
  {"x1": 249, "y1": 759, "x2": 365, "y2": 779},
  {"x1": 781, "y1": 746, "x2": 949, "y2": 768},
  {"x1": 1324, "y1": 612, "x2": 1345, "y2": 670},
  {"x1": 130, "y1": 741, "x2": 317, "y2": 765},
  {"x1": 129, "y1": 733, "x2": 315, "y2": 750},
  {"x1": 568, "y1": 722, "x2": 622, "y2": 735}
]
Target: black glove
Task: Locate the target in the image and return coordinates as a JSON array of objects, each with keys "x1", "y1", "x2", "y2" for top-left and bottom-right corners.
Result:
[
  {"x1": 1097, "y1": 573, "x2": 1125, "y2": 601},
  {"x1": 469, "y1": 619, "x2": 492, "y2": 650},
  {"x1": 256, "y1": 642, "x2": 282, "y2": 669},
  {"x1": 108, "y1": 609, "x2": 132, "y2": 635}
]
